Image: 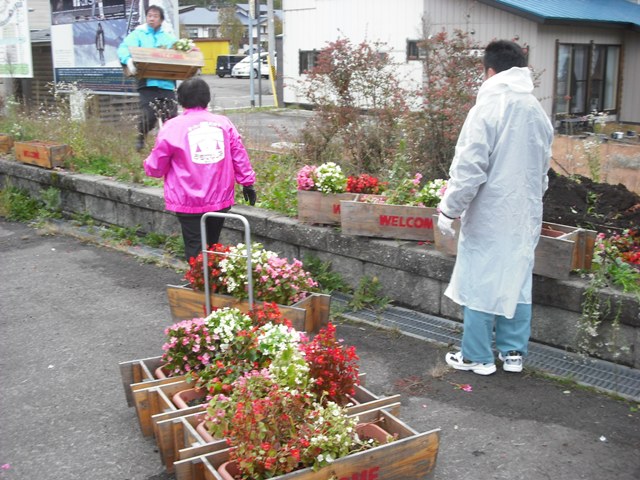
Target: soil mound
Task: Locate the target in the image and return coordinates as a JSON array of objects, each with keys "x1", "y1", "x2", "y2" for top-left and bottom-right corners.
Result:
[{"x1": 543, "y1": 169, "x2": 640, "y2": 234}]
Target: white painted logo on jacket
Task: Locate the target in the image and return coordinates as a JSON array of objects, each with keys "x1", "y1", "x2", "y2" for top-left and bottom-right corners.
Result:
[{"x1": 188, "y1": 123, "x2": 225, "y2": 164}]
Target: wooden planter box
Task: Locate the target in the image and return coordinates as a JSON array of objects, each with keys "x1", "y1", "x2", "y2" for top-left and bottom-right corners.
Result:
[
  {"x1": 297, "y1": 190, "x2": 357, "y2": 225},
  {"x1": 432, "y1": 217, "x2": 597, "y2": 280},
  {"x1": 14, "y1": 140, "x2": 71, "y2": 169},
  {"x1": 172, "y1": 408, "x2": 440, "y2": 480},
  {"x1": 127, "y1": 46, "x2": 205, "y2": 81},
  {"x1": 0, "y1": 134, "x2": 13, "y2": 154},
  {"x1": 340, "y1": 196, "x2": 438, "y2": 241},
  {"x1": 149, "y1": 374, "x2": 401, "y2": 472},
  {"x1": 166, "y1": 284, "x2": 330, "y2": 334}
]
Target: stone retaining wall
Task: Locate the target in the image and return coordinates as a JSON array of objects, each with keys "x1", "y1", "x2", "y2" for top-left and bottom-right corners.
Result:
[{"x1": 1, "y1": 158, "x2": 638, "y2": 368}]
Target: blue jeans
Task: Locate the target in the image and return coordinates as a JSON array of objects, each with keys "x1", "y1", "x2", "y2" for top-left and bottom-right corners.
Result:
[{"x1": 461, "y1": 304, "x2": 531, "y2": 364}]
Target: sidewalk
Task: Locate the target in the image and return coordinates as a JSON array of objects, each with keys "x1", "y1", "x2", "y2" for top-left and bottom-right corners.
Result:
[{"x1": 1, "y1": 218, "x2": 639, "y2": 480}]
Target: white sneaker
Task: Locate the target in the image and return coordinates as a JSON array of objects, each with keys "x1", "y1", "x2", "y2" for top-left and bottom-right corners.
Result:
[
  {"x1": 445, "y1": 351, "x2": 496, "y2": 376},
  {"x1": 499, "y1": 351, "x2": 523, "y2": 373}
]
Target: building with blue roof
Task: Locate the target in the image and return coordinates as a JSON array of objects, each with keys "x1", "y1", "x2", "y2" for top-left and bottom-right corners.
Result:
[{"x1": 282, "y1": 0, "x2": 640, "y2": 125}]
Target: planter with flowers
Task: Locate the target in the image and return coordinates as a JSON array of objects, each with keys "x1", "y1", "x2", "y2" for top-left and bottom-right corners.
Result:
[
  {"x1": 127, "y1": 39, "x2": 204, "y2": 81},
  {"x1": 340, "y1": 174, "x2": 446, "y2": 242},
  {"x1": 167, "y1": 242, "x2": 330, "y2": 333},
  {"x1": 171, "y1": 404, "x2": 440, "y2": 480},
  {"x1": 296, "y1": 163, "x2": 387, "y2": 225},
  {"x1": 433, "y1": 218, "x2": 597, "y2": 280},
  {"x1": 126, "y1": 306, "x2": 403, "y2": 472}
]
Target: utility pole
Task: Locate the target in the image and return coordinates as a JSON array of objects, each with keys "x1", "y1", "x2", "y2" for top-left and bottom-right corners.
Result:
[
  {"x1": 267, "y1": 0, "x2": 278, "y2": 107},
  {"x1": 248, "y1": 0, "x2": 256, "y2": 107}
]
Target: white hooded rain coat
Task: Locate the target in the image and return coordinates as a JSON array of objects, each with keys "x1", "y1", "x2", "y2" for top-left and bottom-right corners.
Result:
[{"x1": 440, "y1": 67, "x2": 554, "y2": 318}]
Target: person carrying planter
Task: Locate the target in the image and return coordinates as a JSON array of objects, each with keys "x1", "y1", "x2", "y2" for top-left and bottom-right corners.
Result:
[
  {"x1": 143, "y1": 77, "x2": 257, "y2": 262},
  {"x1": 438, "y1": 40, "x2": 554, "y2": 375},
  {"x1": 117, "y1": 5, "x2": 178, "y2": 152}
]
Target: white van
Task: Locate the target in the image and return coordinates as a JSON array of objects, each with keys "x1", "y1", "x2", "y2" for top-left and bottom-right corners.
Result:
[{"x1": 231, "y1": 52, "x2": 276, "y2": 79}]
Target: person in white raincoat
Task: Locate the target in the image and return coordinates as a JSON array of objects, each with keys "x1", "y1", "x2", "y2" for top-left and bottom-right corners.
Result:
[{"x1": 438, "y1": 40, "x2": 553, "y2": 375}]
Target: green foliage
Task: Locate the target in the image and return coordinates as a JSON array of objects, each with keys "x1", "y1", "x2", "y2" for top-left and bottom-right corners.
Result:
[
  {"x1": 302, "y1": 254, "x2": 352, "y2": 294},
  {"x1": 0, "y1": 185, "x2": 63, "y2": 221},
  {"x1": 0, "y1": 186, "x2": 42, "y2": 221},
  {"x1": 101, "y1": 224, "x2": 141, "y2": 246},
  {"x1": 348, "y1": 275, "x2": 391, "y2": 311},
  {"x1": 246, "y1": 152, "x2": 298, "y2": 216}
]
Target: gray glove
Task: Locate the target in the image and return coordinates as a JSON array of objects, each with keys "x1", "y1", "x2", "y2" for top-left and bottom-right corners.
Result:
[
  {"x1": 242, "y1": 185, "x2": 257, "y2": 206},
  {"x1": 126, "y1": 58, "x2": 137, "y2": 76},
  {"x1": 437, "y1": 212, "x2": 456, "y2": 237}
]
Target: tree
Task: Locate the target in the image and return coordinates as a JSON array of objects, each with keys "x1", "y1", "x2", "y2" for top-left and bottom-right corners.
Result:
[{"x1": 219, "y1": 6, "x2": 245, "y2": 52}]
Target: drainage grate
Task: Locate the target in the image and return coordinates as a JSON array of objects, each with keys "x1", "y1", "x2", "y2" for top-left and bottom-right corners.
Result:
[{"x1": 331, "y1": 293, "x2": 640, "y2": 402}]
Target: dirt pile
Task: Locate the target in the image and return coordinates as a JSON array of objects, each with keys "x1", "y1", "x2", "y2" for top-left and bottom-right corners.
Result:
[{"x1": 543, "y1": 169, "x2": 640, "y2": 234}]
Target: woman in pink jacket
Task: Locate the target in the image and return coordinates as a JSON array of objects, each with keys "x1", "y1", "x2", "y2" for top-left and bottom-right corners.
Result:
[{"x1": 143, "y1": 77, "x2": 257, "y2": 261}]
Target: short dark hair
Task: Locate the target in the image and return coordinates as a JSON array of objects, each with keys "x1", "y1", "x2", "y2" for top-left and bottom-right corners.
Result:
[
  {"x1": 177, "y1": 77, "x2": 211, "y2": 109},
  {"x1": 483, "y1": 40, "x2": 526, "y2": 74},
  {"x1": 146, "y1": 5, "x2": 165, "y2": 20}
]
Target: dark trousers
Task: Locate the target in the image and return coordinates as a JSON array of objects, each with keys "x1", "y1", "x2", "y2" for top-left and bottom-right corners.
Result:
[
  {"x1": 176, "y1": 209, "x2": 230, "y2": 262},
  {"x1": 138, "y1": 87, "x2": 177, "y2": 140}
]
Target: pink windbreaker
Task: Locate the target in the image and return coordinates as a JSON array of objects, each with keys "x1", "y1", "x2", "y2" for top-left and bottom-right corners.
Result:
[{"x1": 143, "y1": 108, "x2": 256, "y2": 214}]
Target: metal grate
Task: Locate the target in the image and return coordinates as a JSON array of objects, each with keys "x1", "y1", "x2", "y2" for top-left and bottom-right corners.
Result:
[{"x1": 331, "y1": 293, "x2": 640, "y2": 402}]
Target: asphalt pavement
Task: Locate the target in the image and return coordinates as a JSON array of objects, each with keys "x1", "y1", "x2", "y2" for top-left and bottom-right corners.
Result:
[{"x1": 1, "y1": 218, "x2": 639, "y2": 480}]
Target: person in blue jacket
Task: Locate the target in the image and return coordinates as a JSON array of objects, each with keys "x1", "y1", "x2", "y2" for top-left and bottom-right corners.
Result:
[{"x1": 117, "y1": 5, "x2": 177, "y2": 151}]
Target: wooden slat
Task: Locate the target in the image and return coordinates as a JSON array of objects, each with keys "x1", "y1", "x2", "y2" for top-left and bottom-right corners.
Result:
[
  {"x1": 432, "y1": 216, "x2": 597, "y2": 279},
  {"x1": 340, "y1": 199, "x2": 438, "y2": 241},
  {"x1": 297, "y1": 191, "x2": 357, "y2": 225},
  {"x1": 13, "y1": 141, "x2": 71, "y2": 169},
  {"x1": 130, "y1": 46, "x2": 205, "y2": 81},
  {"x1": 166, "y1": 285, "x2": 330, "y2": 333}
]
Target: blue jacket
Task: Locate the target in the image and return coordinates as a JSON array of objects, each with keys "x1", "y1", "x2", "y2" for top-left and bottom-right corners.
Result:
[{"x1": 117, "y1": 24, "x2": 176, "y2": 91}]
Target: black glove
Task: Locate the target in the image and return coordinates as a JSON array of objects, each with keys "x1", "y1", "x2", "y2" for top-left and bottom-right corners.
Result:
[{"x1": 242, "y1": 185, "x2": 257, "y2": 206}]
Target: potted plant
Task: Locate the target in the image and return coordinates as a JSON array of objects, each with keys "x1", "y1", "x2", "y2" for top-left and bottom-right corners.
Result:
[
  {"x1": 296, "y1": 162, "x2": 358, "y2": 224},
  {"x1": 340, "y1": 174, "x2": 447, "y2": 241},
  {"x1": 206, "y1": 369, "x2": 390, "y2": 480},
  {"x1": 167, "y1": 242, "x2": 330, "y2": 333}
]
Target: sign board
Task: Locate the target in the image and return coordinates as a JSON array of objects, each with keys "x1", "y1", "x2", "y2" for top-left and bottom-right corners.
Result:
[
  {"x1": 49, "y1": 0, "x2": 179, "y2": 95},
  {"x1": 0, "y1": 0, "x2": 33, "y2": 78}
]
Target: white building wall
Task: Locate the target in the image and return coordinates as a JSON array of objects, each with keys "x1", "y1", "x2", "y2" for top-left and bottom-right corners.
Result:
[
  {"x1": 423, "y1": 0, "x2": 635, "y2": 121},
  {"x1": 27, "y1": 0, "x2": 52, "y2": 31},
  {"x1": 282, "y1": 0, "x2": 423, "y2": 104}
]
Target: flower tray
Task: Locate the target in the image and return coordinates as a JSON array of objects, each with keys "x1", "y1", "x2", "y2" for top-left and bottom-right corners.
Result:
[
  {"x1": 432, "y1": 216, "x2": 597, "y2": 280},
  {"x1": 125, "y1": 372, "x2": 401, "y2": 472},
  {"x1": 171, "y1": 408, "x2": 440, "y2": 480},
  {"x1": 0, "y1": 134, "x2": 13, "y2": 154},
  {"x1": 127, "y1": 46, "x2": 205, "y2": 81},
  {"x1": 340, "y1": 196, "x2": 438, "y2": 242},
  {"x1": 166, "y1": 284, "x2": 331, "y2": 334},
  {"x1": 297, "y1": 190, "x2": 357, "y2": 225},
  {"x1": 13, "y1": 140, "x2": 71, "y2": 169}
]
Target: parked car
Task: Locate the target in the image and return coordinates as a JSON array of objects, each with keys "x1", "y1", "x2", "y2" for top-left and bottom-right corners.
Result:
[
  {"x1": 231, "y1": 52, "x2": 276, "y2": 79},
  {"x1": 216, "y1": 55, "x2": 246, "y2": 78}
]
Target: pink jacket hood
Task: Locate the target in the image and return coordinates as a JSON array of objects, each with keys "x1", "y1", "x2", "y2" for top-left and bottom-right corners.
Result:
[{"x1": 143, "y1": 108, "x2": 256, "y2": 214}]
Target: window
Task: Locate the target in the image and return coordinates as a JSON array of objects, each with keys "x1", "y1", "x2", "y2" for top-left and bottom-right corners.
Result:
[
  {"x1": 299, "y1": 50, "x2": 319, "y2": 74},
  {"x1": 406, "y1": 40, "x2": 421, "y2": 61},
  {"x1": 185, "y1": 27, "x2": 199, "y2": 39},
  {"x1": 555, "y1": 42, "x2": 620, "y2": 116}
]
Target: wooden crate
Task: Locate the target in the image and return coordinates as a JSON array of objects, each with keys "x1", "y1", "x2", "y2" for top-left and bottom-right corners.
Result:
[
  {"x1": 432, "y1": 216, "x2": 597, "y2": 280},
  {"x1": 151, "y1": 374, "x2": 402, "y2": 472},
  {"x1": 172, "y1": 408, "x2": 440, "y2": 480},
  {"x1": 166, "y1": 285, "x2": 330, "y2": 334},
  {"x1": 297, "y1": 190, "x2": 357, "y2": 225},
  {"x1": 14, "y1": 140, "x2": 71, "y2": 169},
  {"x1": 128, "y1": 46, "x2": 205, "y2": 81},
  {"x1": 340, "y1": 197, "x2": 438, "y2": 242},
  {"x1": 0, "y1": 134, "x2": 13, "y2": 154}
]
